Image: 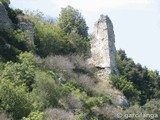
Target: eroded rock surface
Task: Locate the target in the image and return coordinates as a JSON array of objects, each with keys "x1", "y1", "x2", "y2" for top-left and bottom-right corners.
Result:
[
  {"x1": 89, "y1": 15, "x2": 118, "y2": 80},
  {"x1": 0, "y1": 2, "x2": 13, "y2": 30}
]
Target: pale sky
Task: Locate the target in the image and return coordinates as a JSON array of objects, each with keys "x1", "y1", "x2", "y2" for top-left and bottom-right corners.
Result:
[{"x1": 10, "y1": 0, "x2": 160, "y2": 71}]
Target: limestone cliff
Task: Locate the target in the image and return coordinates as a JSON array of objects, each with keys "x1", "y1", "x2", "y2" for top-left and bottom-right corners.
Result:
[
  {"x1": 89, "y1": 15, "x2": 128, "y2": 107},
  {"x1": 0, "y1": 2, "x2": 13, "y2": 30},
  {"x1": 89, "y1": 15, "x2": 118, "y2": 80}
]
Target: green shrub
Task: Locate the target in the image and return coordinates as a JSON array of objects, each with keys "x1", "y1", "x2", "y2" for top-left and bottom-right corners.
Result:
[
  {"x1": 123, "y1": 100, "x2": 160, "y2": 120},
  {"x1": 110, "y1": 75, "x2": 140, "y2": 103},
  {"x1": 2, "y1": 52, "x2": 37, "y2": 91},
  {"x1": 22, "y1": 111, "x2": 44, "y2": 120},
  {"x1": 62, "y1": 32, "x2": 90, "y2": 54},
  {"x1": 25, "y1": 11, "x2": 90, "y2": 57},
  {"x1": 31, "y1": 71, "x2": 62, "y2": 110},
  {"x1": 0, "y1": 80, "x2": 32, "y2": 119},
  {"x1": 143, "y1": 99, "x2": 160, "y2": 118},
  {"x1": 123, "y1": 104, "x2": 143, "y2": 120}
]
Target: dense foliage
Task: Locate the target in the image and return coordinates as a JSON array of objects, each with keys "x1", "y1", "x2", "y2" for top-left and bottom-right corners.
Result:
[
  {"x1": 58, "y1": 5, "x2": 88, "y2": 38},
  {"x1": 115, "y1": 49, "x2": 160, "y2": 105},
  {"x1": 0, "y1": 1, "x2": 160, "y2": 119}
]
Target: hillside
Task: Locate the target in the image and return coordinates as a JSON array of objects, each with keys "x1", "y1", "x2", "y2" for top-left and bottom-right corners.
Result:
[{"x1": 0, "y1": 0, "x2": 160, "y2": 120}]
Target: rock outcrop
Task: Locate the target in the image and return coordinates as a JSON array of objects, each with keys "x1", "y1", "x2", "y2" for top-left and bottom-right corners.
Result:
[
  {"x1": 17, "y1": 19, "x2": 35, "y2": 43},
  {"x1": 89, "y1": 15, "x2": 128, "y2": 107},
  {"x1": 89, "y1": 15, "x2": 118, "y2": 80},
  {"x1": 0, "y1": 2, "x2": 13, "y2": 30}
]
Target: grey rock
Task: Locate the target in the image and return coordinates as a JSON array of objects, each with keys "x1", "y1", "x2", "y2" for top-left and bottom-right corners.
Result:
[
  {"x1": 117, "y1": 95, "x2": 129, "y2": 107},
  {"x1": 89, "y1": 15, "x2": 119, "y2": 80},
  {"x1": 17, "y1": 20, "x2": 35, "y2": 43},
  {"x1": 0, "y1": 2, "x2": 13, "y2": 30}
]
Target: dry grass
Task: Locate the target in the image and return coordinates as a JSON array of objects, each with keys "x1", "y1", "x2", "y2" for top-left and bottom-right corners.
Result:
[
  {"x1": 41, "y1": 55, "x2": 76, "y2": 80},
  {"x1": 42, "y1": 55, "x2": 74, "y2": 72},
  {"x1": 17, "y1": 15, "x2": 32, "y2": 23},
  {"x1": 60, "y1": 93, "x2": 83, "y2": 109},
  {"x1": 94, "y1": 79, "x2": 123, "y2": 105},
  {"x1": 77, "y1": 74, "x2": 96, "y2": 92},
  {"x1": 44, "y1": 108, "x2": 75, "y2": 120},
  {"x1": 0, "y1": 113, "x2": 13, "y2": 120},
  {"x1": 92, "y1": 104, "x2": 123, "y2": 120},
  {"x1": 41, "y1": 55, "x2": 96, "y2": 81}
]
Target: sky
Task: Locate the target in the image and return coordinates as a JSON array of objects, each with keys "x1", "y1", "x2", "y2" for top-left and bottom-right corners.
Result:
[{"x1": 10, "y1": 0, "x2": 160, "y2": 71}]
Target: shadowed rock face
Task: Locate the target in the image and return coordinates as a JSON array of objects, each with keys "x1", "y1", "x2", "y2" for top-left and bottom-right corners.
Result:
[
  {"x1": 89, "y1": 15, "x2": 118, "y2": 80},
  {"x1": 17, "y1": 21, "x2": 35, "y2": 43},
  {"x1": 0, "y1": 2, "x2": 13, "y2": 30}
]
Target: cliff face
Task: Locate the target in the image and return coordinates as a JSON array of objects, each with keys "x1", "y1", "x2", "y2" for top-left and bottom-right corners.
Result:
[
  {"x1": 0, "y1": 2, "x2": 13, "y2": 30},
  {"x1": 17, "y1": 18, "x2": 35, "y2": 43},
  {"x1": 89, "y1": 15, "x2": 118, "y2": 80}
]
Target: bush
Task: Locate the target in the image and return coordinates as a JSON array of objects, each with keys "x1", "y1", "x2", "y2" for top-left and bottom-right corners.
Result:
[
  {"x1": 123, "y1": 104, "x2": 143, "y2": 120},
  {"x1": 44, "y1": 108, "x2": 75, "y2": 120},
  {"x1": 123, "y1": 99, "x2": 160, "y2": 120},
  {"x1": 110, "y1": 75, "x2": 140, "y2": 103},
  {"x1": 2, "y1": 52, "x2": 37, "y2": 91},
  {"x1": 0, "y1": 61, "x2": 4, "y2": 76},
  {"x1": 0, "y1": 80, "x2": 32, "y2": 119},
  {"x1": 0, "y1": 113, "x2": 12, "y2": 120},
  {"x1": 41, "y1": 55, "x2": 74, "y2": 74},
  {"x1": 143, "y1": 99, "x2": 160, "y2": 119},
  {"x1": 60, "y1": 93, "x2": 83, "y2": 109},
  {"x1": 78, "y1": 74, "x2": 96, "y2": 93},
  {"x1": 62, "y1": 32, "x2": 90, "y2": 54},
  {"x1": 41, "y1": 55, "x2": 94, "y2": 81},
  {"x1": 22, "y1": 111, "x2": 44, "y2": 120},
  {"x1": 12, "y1": 30, "x2": 35, "y2": 52},
  {"x1": 31, "y1": 71, "x2": 62, "y2": 110}
]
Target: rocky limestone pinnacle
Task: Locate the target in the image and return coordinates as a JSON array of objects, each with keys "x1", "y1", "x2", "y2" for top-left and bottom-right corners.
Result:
[{"x1": 89, "y1": 14, "x2": 119, "y2": 80}]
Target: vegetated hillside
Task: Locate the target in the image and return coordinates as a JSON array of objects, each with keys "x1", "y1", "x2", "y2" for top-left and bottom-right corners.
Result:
[{"x1": 0, "y1": 1, "x2": 160, "y2": 120}]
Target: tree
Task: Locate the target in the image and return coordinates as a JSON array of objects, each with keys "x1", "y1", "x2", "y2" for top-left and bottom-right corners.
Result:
[
  {"x1": 110, "y1": 75, "x2": 140, "y2": 103},
  {"x1": 58, "y1": 6, "x2": 88, "y2": 38},
  {"x1": 117, "y1": 49, "x2": 159, "y2": 105},
  {"x1": 62, "y1": 32, "x2": 90, "y2": 54},
  {"x1": 2, "y1": 52, "x2": 37, "y2": 91}
]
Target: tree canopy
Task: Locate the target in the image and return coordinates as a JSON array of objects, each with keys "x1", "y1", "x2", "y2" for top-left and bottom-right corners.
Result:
[{"x1": 58, "y1": 5, "x2": 88, "y2": 38}]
